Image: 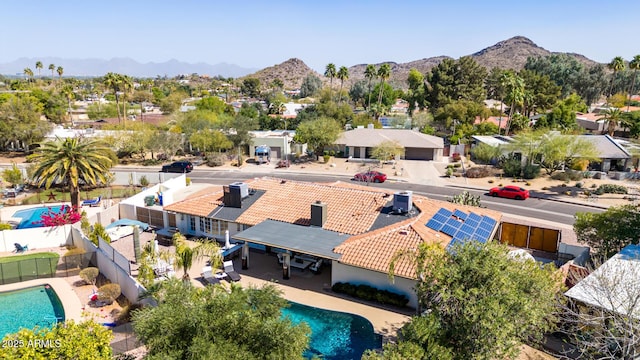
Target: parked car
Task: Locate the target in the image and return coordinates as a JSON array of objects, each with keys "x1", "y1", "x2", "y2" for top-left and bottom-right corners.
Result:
[
  {"x1": 160, "y1": 161, "x2": 193, "y2": 173},
  {"x1": 353, "y1": 171, "x2": 387, "y2": 183},
  {"x1": 489, "y1": 185, "x2": 529, "y2": 200}
]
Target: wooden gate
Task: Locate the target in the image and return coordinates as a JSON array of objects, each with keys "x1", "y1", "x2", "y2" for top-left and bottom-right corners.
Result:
[{"x1": 499, "y1": 222, "x2": 559, "y2": 253}]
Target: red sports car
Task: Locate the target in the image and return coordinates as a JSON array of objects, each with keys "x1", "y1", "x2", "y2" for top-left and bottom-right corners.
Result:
[
  {"x1": 489, "y1": 185, "x2": 529, "y2": 200},
  {"x1": 354, "y1": 171, "x2": 387, "y2": 183}
]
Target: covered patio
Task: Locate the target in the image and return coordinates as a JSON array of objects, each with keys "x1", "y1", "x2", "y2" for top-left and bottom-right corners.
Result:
[{"x1": 233, "y1": 219, "x2": 349, "y2": 280}]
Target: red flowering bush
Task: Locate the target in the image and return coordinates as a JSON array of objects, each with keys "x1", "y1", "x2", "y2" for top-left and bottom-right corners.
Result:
[
  {"x1": 35, "y1": 205, "x2": 82, "y2": 227},
  {"x1": 452, "y1": 152, "x2": 461, "y2": 162}
]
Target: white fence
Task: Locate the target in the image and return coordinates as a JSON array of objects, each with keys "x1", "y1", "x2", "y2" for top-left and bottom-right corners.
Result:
[
  {"x1": 110, "y1": 170, "x2": 183, "y2": 186},
  {"x1": 0, "y1": 224, "x2": 72, "y2": 253}
]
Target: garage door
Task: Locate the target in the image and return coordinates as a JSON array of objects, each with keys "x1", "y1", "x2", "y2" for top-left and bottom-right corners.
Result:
[
  {"x1": 405, "y1": 147, "x2": 433, "y2": 160},
  {"x1": 270, "y1": 147, "x2": 281, "y2": 159}
]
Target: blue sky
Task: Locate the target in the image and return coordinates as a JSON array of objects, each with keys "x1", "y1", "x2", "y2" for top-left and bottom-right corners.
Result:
[{"x1": 3, "y1": 0, "x2": 639, "y2": 72}]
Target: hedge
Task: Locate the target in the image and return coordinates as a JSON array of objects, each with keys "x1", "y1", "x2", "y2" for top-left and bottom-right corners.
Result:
[{"x1": 332, "y1": 282, "x2": 409, "y2": 307}]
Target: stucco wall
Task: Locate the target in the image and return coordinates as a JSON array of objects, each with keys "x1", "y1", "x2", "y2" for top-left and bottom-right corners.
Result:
[
  {"x1": 331, "y1": 261, "x2": 418, "y2": 309},
  {"x1": 0, "y1": 224, "x2": 72, "y2": 252}
]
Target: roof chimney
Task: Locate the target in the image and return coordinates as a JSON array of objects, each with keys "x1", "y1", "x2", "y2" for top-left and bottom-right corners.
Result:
[{"x1": 310, "y1": 201, "x2": 327, "y2": 227}]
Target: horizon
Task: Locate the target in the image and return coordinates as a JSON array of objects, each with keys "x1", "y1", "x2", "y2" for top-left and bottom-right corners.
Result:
[{"x1": 3, "y1": 0, "x2": 640, "y2": 74}]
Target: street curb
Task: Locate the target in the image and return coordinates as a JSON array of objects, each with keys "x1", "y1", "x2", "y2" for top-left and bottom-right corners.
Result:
[{"x1": 445, "y1": 184, "x2": 610, "y2": 210}]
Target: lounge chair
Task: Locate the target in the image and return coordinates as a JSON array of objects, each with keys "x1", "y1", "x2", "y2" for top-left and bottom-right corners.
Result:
[
  {"x1": 82, "y1": 196, "x2": 102, "y2": 207},
  {"x1": 223, "y1": 260, "x2": 241, "y2": 282},
  {"x1": 14, "y1": 243, "x2": 28, "y2": 253},
  {"x1": 201, "y1": 266, "x2": 220, "y2": 285}
]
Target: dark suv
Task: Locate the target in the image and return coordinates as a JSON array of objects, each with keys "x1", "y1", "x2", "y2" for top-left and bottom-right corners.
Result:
[{"x1": 161, "y1": 161, "x2": 193, "y2": 173}]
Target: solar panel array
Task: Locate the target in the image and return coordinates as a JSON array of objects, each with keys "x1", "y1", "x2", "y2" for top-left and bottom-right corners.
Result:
[{"x1": 424, "y1": 208, "x2": 498, "y2": 249}]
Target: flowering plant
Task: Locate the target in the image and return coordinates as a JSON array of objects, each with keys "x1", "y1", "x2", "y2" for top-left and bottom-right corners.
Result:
[{"x1": 34, "y1": 205, "x2": 82, "y2": 227}]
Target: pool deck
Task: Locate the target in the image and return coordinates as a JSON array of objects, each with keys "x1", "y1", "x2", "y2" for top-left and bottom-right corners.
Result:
[{"x1": 0, "y1": 278, "x2": 83, "y2": 324}]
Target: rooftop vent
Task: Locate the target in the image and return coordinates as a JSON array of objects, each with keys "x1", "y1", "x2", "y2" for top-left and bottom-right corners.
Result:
[
  {"x1": 310, "y1": 201, "x2": 327, "y2": 227},
  {"x1": 223, "y1": 185, "x2": 242, "y2": 208},
  {"x1": 393, "y1": 191, "x2": 413, "y2": 213}
]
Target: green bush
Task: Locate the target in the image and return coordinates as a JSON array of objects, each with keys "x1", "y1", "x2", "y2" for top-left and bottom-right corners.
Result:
[
  {"x1": 521, "y1": 164, "x2": 540, "y2": 179},
  {"x1": 79, "y1": 267, "x2": 99, "y2": 285},
  {"x1": 207, "y1": 154, "x2": 227, "y2": 167},
  {"x1": 575, "y1": 182, "x2": 583, "y2": 188},
  {"x1": 323, "y1": 154, "x2": 330, "y2": 163},
  {"x1": 551, "y1": 171, "x2": 583, "y2": 182},
  {"x1": 139, "y1": 175, "x2": 149, "y2": 187},
  {"x1": 0, "y1": 223, "x2": 12, "y2": 230},
  {"x1": 465, "y1": 167, "x2": 492, "y2": 178},
  {"x1": 98, "y1": 283, "x2": 121, "y2": 304},
  {"x1": 501, "y1": 158, "x2": 522, "y2": 178},
  {"x1": 331, "y1": 282, "x2": 409, "y2": 307},
  {"x1": 142, "y1": 159, "x2": 161, "y2": 166},
  {"x1": 594, "y1": 184, "x2": 627, "y2": 195},
  {"x1": 453, "y1": 163, "x2": 461, "y2": 168}
]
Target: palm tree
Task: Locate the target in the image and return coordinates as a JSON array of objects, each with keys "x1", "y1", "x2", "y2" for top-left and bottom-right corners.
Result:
[
  {"x1": 324, "y1": 63, "x2": 336, "y2": 100},
  {"x1": 31, "y1": 137, "x2": 115, "y2": 208},
  {"x1": 601, "y1": 107, "x2": 624, "y2": 136},
  {"x1": 104, "y1": 72, "x2": 122, "y2": 123},
  {"x1": 35, "y1": 61, "x2": 43, "y2": 78},
  {"x1": 503, "y1": 72, "x2": 525, "y2": 135},
  {"x1": 60, "y1": 84, "x2": 75, "y2": 123},
  {"x1": 376, "y1": 63, "x2": 391, "y2": 113},
  {"x1": 173, "y1": 233, "x2": 222, "y2": 281},
  {"x1": 607, "y1": 56, "x2": 625, "y2": 100},
  {"x1": 48, "y1": 63, "x2": 55, "y2": 81},
  {"x1": 56, "y1": 66, "x2": 64, "y2": 81},
  {"x1": 364, "y1": 64, "x2": 377, "y2": 110},
  {"x1": 337, "y1": 66, "x2": 349, "y2": 104},
  {"x1": 23, "y1": 68, "x2": 33, "y2": 83},
  {"x1": 120, "y1": 74, "x2": 134, "y2": 126},
  {"x1": 627, "y1": 55, "x2": 640, "y2": 112}
]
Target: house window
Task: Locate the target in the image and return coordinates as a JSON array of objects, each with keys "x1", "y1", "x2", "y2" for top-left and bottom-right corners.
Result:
[
  {"x1": 237, "y1": 223, "x2": 242, "y2": 231},
  {"x1": 200, "y1": 218, "x2": 212, "y2": 234},
  {"x1": 189, "y1": 216, "x2": 196, "y2": 231}
]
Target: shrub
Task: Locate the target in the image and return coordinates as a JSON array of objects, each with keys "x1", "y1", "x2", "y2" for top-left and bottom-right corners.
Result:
[
  {"x1": 139, "y1": 175, "x2": 149, "y2": 187},
  {"x1": 98, "y1": 283, "x2": 121, "y2": 304},
  {"x1": 452, "y1": 153, "x2": 461, "y2": 161},
  {"x1": 453, "y1": 163, "x2": 461, "y2": 168},
  {"x1": 465, "y1": 167, "x2": 492, "y2": 178},
  {"x1": 525, "y1": 182, "x2": 531, "y2": 186},
  {"x1": 590, "y1": 183, "x2": 597, "y2": 188},
  {"x1": 488, "y1": 179, "x2": 494, "y2": 183},
  {"x1": 501, "y1": 158, "x2": 521, "y2": 178},
  {"x1": 79, "y1": 267, "x2": 99, "y2": 285},
  {"x1": 142, "y1": 159, "x2": 161, "y2": 166},
  {"x1": 571, "y1": 159, "x2": 590, "y2": 171},
  {"x1": 594, "y1": 184, "x2": 628, "y2": 195},
  {"x1": 331, "y1": 282, "x2": 409, "y2": 307},
  {"x1": 0, "y1": 223, "x2": 12, "y2": 230},
  {"x1": 323, "y1": 154, "x2": 330, "y2": 163},
  {"x1": 207, "y1": 154, "x2": 227, "y2": 167},
  {"x1": 551, "y1": 171, "x2": 583, "y2": 182},
  {"x1": 446, "y1": 168, "x2": 454, "y2": 177},
  {"x1": 522, "y1": 164, "x2": 541, "y2": 179},
  {"x1": 575, "y1": 182, "x2": 583, "y2": 188}
]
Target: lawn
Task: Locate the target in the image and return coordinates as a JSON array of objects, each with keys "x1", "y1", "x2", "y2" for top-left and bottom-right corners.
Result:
[
  {"x1": 0, "y1": 252, "x2": 60, "y2": 284},
  {"x1": 19, "y1": 186, "x2": 143, "y2": 205}
]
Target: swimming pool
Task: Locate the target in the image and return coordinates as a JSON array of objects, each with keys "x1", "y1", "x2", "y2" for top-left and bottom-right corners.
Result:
[
  {"x1": 0, "y1": 284, "x2": 65, "y2": 338},
  {"x1": 281, "y1": 302, "x2": 382, "y2": 360},
  {"x1": 12, "y1": 205, "x2": 65, "y2": 229}
]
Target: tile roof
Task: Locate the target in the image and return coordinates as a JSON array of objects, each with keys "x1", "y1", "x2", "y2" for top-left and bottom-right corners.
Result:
[
  {"x1": 335, "y1": 128, "x2": 443, "y2": 149},
  {"x1": 474, "y1": 116, "x2": 509, "y2": 129},
  {"x1": 334, "y1": 197, "x2": 502, "y2": 279},
  {"x1": 165, "y1": 177, "x2": 502, "y2": 279}
]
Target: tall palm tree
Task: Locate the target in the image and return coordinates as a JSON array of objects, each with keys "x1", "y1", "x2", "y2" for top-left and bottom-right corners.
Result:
[
  {"x1": 173, "y1": 234, "x2": 222, "y2": 281},
  {"x1": 600, "y1": 108, "x2": 624, "y2": 136},
  {"x1": 503, "y1": 72, "x2": 525, "y2": 135},
  {"x1": 376, "y1": 63, "x2": 391, "y2": 112},
  {"x1": 627, "y1": 55, "x2": 640, "y2": 112},
  {"x1": 60, "y1": 84, "x2": 75, "y2": 123},
  {"x1": 31, "y1": 137, "x2": 115, "y2": 208},
  {"x1": 23, "y1": 68, "x2": 33, "y2": 83},
  {"x1": 120, "y1": 75, "x2": 134, "y2": 126},
  {"x1": 56, "y1": 66, "x2": 64, "y2": 82},
  {"x1": 364, "y1": 64, "x2": 377, "y2": 110},
  {"x1": 48, "y1": 63, "x2": 55, "y2": 81},
  {"x1": 607, "y1": 56, "x2": 625, "y2": 100},
  {"x1": 35, "y1": 61, "x2": 43, "y2": 78},
  {"x1": 104, "y1": 72, "x2": 123, "y2": 123},
  {"x1": 324, "y1": 63, "x2": 336, "y2": 100},
  {"x1": 337, "y1": 66, "x2": 349, "y2": 104}
]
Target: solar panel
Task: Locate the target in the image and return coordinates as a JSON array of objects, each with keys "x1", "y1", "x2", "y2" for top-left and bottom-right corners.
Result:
[
  {"x1": 445, "y1": 217, "x2": 462, "y2": 228},
  {"x1": 473, "y1": 228, "x2": 492, "y2": 243},
  {"x1": 425, "y1": 219, "x2": 444, "y2": 231},
  {"x1": 459, "y1": 223, "x2": 476, "y2": 235},
  {"x1": 441, "y1": 223, "x2": 459, "y2": 237},
  {"x1": 479, "y1": 217, "x2": 497, "y2": 231},
  {"x1": 453, "y1": 209, "x2": 468, "y2": 221},
  {"x1": 468, "y1": 212, "x2": 482, "y2": 223}
]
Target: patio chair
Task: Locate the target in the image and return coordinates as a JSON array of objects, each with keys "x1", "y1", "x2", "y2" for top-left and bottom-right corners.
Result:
[
  {"x1": 82, "y1": 196, "x2": 102, "y2": 207},
  {"x1": 201, "y1": 266, "x2": 220, "y2": 285},
  {"x1": 13, "y1": 243, "x2": 28, "y2": 253},
  {"x1": 223, "y1": 260, "x2": 241, "y2": 282}
]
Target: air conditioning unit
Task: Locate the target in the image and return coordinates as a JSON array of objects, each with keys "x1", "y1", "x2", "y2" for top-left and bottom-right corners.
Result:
[
  {"x1": 393, "y1": 191, "x2": 413, "y2": 213},
  {"x1": 229, "y1": 182, "x2": 249, "y2": 198}
]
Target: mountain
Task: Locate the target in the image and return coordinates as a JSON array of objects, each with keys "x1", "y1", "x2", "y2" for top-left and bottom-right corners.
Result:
[
  {"x1": 240, "y1": 58, "x2": 324, "y2": 90},
  {"x1": 0, "y1": 57, "x2": 258, "y2": 78}
]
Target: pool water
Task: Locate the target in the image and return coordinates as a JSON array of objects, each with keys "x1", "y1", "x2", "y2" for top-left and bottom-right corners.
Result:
[
  {"x1": 12, "y1": 205, "x2": 65, "y2": 229},
  {"x1": 0, "y1": 285, "x2": 65, "y2": 338},
  {"x1": 281, "y1": 302, "x2": 382, "y2": 360}
]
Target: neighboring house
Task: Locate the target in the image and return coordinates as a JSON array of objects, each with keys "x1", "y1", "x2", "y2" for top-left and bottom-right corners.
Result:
[
  {"x1": 470, "y1": 134, "x2": 631, "y2": 172},
  {"x1": 390, "y1": 99, "x2": 409, "y2": 114},
  {"x1": 474, "y1": 116, "x2": 509, "y2": 130},
  {"x1": 565, "y1": 244, "x2": 640, "y2": 318},
  {"x1": 576, "y1": 112, "x2": 606, "y2": 133},
  {"x1": 162, "y1": 177, "x2": 502, "y2": 308},
  {"x1": 335, "y1": 127, "x2": 444, "y2": 161},
  {"x1": 484, "y1": 99, "x2": 507, "y2": 112},
  {"x1": 248, "y1": 130, "x2": 304, "y2": 161}
]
